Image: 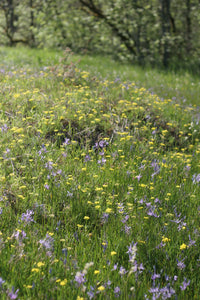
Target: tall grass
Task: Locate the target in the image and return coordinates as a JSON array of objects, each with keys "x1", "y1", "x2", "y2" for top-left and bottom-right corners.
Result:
[{"x1": 0, "y1": 47, "x2": 199, "y2": 299}]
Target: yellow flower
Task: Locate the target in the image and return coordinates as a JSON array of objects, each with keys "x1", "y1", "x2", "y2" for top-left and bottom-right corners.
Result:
[
  {"x1": 37, "y1": 262, "x2": 45, "y2": 267},
  {"x1": 77, "y1": 224, "x2": 83, "y2": 228},
  {"x1": 162, "y1": 237, "x2": 171, "y2": 243},
  {"x1": 97, "y1": 286, "x2": 105, "y2": 291},
  {"x1": 77, "y1": 296, "x2": 84, "y2": 300},
  {"x1": 94, "y1": 270, "x2": 100, "y2": 274},
  {"x1": 84, "y1": 216, "x2": 90, "y2": 220},
  {"x1": 180, "y1": 243, "x2": 187, "y2": 250},
  {"x1": 111, "y1": 251, "x2": 117, "y2": 256},
  {"x1": 60, "y1": 279, "x2": 67, "y2": 286},
  {"x1": 31, "y1": 268, "x2": 39, "y2": 272},
  {"x1": 105, "y1": 208, "x2": 112, "y2": 213}
]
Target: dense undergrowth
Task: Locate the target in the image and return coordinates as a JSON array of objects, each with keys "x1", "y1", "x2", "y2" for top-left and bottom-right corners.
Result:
[{"x1": 0, "y1": 48, "x2": 200, "y2": 299}]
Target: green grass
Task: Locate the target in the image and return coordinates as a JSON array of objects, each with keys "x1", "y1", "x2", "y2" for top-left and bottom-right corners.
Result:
[{"x1": 0, "y1": 46, "x2": 200, "y2": 299}]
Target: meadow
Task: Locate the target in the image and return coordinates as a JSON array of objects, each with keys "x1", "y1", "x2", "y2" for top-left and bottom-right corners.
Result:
[{"x1": 0, "y1": 47, "x2": 200, "y2": 299}]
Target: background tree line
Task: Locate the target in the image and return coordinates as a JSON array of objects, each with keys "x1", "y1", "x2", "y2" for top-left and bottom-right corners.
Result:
[{"x1": 0, "y1": 0, "x2": 199, "y2": 71}]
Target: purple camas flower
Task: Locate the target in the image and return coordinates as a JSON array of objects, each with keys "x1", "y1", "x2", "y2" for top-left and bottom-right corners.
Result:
[
  {"x1": 177, "y1": 258, "x2": 186, "y2": 270},
  {"x1": 180, "y1": 278, "x2": 190, "y2": 291},
  {"x1": 87, "y1": 286, "x2": 95, "y2": 299},
  {"x1": 63, "y1": 138, "x2": 70, "y2": 145},
  {"x1": 98, "y1": 157, "x2": 106, "y2": 165},
  {"x1": 8, "y1": 287, "x2": 19, "y2": 299},
  {"x1": 85, "y1": 154, "x2": 91, "y2": 162},
  {"x1": 101, "y1": 213, "x2": 109, "y2": 224},
  {"x1": 192, "y1": 173, "x2": 200, "y2": 184},
  {"x1": 124, "y1": 225, "x2": 131, "y2": 235},
  {"x1": 119, "y1": 266, "x2": 127, "y2": 276},
  {"x1": 1, "y1": 124, "x2": 8, "y2": 132},
  {"x1": 74, "y1": 271, "x2": 86, "y2": 286},
  {"x1": 20, "y1": 209, "x2": 34, "y2": 224},
  {"x1": 39, "y1": 233, "x2": 54, "y2": 250},
  {"x1": 45, "y1": 161, "x2": 53, "y2": 170},
  {"x1": 0, "y1": 277, "x2": 5, "y2": 288},
  {"x1": 127, "y1": 242, "x2": 137, "y2": 263},
  {"x1": 114, "y1": 286, "x2": 121, "y2": 297},
  {"x1": 151, "y1": 273, "x2": 161, "y2": 281},
  {"x1": 44, "y1": 184, "x2": 49, "y2": 190}
]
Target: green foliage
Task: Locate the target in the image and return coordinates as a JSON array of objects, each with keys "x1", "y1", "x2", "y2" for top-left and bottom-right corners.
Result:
[{"x1": 0, "y1": 0, "x2": 200, "y2": 70}]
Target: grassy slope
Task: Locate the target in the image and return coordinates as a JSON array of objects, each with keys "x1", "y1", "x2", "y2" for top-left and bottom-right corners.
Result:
[
  {"x1": 1, "y1": 46, "x2": 200, "y2": 106},
  {"x1": 0, "y1": 47, "x2": 199, "y2": 299}
]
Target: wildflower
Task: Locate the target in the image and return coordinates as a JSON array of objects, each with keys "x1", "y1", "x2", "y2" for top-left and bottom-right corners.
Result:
[
  {"x1": 101, "y1": 213, "x2": 109, "y2": 223},
  {"x1": 0, "y1": 277, "x2": 5, "y2": 288},
  {"x1": 39, "y1": 233, "x2": 54, "y2": 250},
  {"x1": 87, "y1": 286, "x2": 95, "y2": 299},
  {"x1": 75, "y1": 271, "x2": 86, "y2": 286},
  {"x1": 84, "y1": 154, "x2": 91, "y2": 162},
  {"x1": 8, "y1": 287, "x2": 19, "y2": 299},
  {"x1": 37, "y1": 262, "x2": 45, "y2": 267},
  {"x1": 119, "y1": 266, "x2": 127, "y2": 276},
  {"x1": 127, "y1": 242, "x2": 137, "y2": 263},
  {"x1": 192, "y1": 173, "x2": 200, "y2": 184},
  {"x1": 111, "y1": 251, "x2": 117, "y2": 256},
  {"x1": 114, "y1": 286, "x2": 121, "y2": 297},
  {"x1": 97, "y1": 285, "x2": 105, "y2": 291},
  {"x1": 32, "y1": 268, "x2": 40, "y2": 272},
  {"x1": 188, "y1": 235, "x2": 196, "y2": 247},
  {"x1": 63, "y1": 138, "x2": 70, "y2": 145},
  {"x1": 60, "y1": 279, "x2": 67, "y2": 286},
  {"x1": 180, "y1": 243, "x2": 187, "y2": 250},
  {"x1": 177, "y1": 259, "x2": 186, "y2": 270},
  {"x1": 151, "y1": 272, "x2": 161, "y2": 281},
  {"x1": 180, "y1": 278, "x2": 190, "y2": 291},
  {"x1": 20, "y1": 209, "x2": 34, "y2": 224},
  {"x1": 162, "y1": 237, "x2": 170, "y2": 243}
]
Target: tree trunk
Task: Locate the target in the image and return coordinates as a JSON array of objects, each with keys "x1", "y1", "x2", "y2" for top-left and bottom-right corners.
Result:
[{"x1": 160, "y1": 0, "x2": 171, "y2": 68}]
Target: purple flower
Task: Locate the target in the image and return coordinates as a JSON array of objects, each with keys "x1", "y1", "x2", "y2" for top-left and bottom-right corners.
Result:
[
  {"x1": 101, "y1": 213, "x2": 109, "y2": 224},
  {"x1": 177, "y1": 258, "x2": 186, "y2": 270},
  {"x1": 124, "y1": 225, "x2": 131, "y2": 235},
  {"x1": 75, "y1": 271, "x2": 86, "y2": 286},
  {"x1": 39, "y1": 233, "x2": 54, "y2": 250},
  {"x1": 20, "y1": 209, "x2": 34, "y2": 224},
  {"x1": 151, "y1": 273, "x2": 161, "y2": 281},
  {"x1": 119, "y1": 266, "x2": 127, "y2": 276},
  {"x1": 63, "y1": 138, "x2": 70, "y2": 145},
  {"x1": 136, "y1": 174, "x2": 142, "y2": 182},
  {"x1": 160, "y1": 285, "x2": 176, "y2": 299},
  {"x1": 121, "y1": 215, "x2": 129, "y2": 223},
  {"x1": 188, "y1": 235, "x2": 196, "y2": 247},
  {"x1": 44, "y1": 184, "x2": 49, "y2": 190},
  {"x1": 180, "y1": 278, "x2": 190, "y2": 291},
  {"x1": 87, "y1": 286, "x2": 95, "y2": 299},
  {"x1": 8, "y1": 287, "x2": 19, "y2": 299},
  {"x1": 98, "y1": 157, "x2": 106, "y2": 165},
  {"x1": 0, "y1": 277, "x2": 5, "y2": 288},
  {"x1": 192, "y1": 173, "x2": 200, "y2": 184},
  {"x1": 1, "y1": 124, "x2": 8, "y2": 132},
  {"x1": 85, "y1": 154, "x2": 91, "y2": 162},
  {"x1": 112, "y1": 263, "x2": 118, "y2": 271},
  {"x1": 45, "y1": 161, "x2": 53, "y2": 170},
  {"x1": 114, "y1": 286, "x2": 121, "y2": 297},
  {"x1": 99, "y1": 140, "x2": 109, "y2": 148}
]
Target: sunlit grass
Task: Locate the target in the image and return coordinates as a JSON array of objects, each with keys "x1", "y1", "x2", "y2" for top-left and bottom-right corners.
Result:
[{"x1": 0, "y1": 47, "x2": 199, "y2": 299}]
